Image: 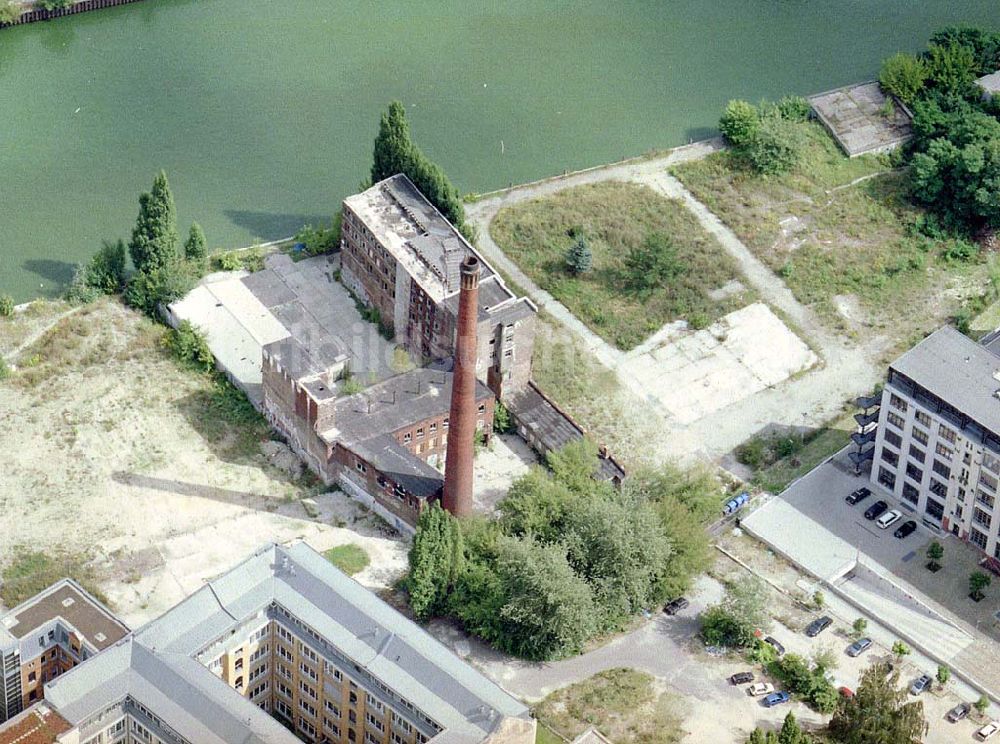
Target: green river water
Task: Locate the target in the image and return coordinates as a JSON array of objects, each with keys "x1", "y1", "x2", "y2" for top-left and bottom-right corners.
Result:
[{"x1": 1, "y1": 0, "x2": 998, "y2": 301}]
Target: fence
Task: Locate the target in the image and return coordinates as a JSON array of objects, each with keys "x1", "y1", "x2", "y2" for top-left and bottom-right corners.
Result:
[{"x1": 1, "y1": 0, "x2": 144, "y2": 29}]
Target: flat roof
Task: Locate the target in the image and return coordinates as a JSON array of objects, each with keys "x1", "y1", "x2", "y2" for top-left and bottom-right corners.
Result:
[
  {"x1": 344, "y1": 175, "x2": 496, "y2": 303},
  {"x1": 1, "y1": 580, "x2": 128, "y2": 653},
  {"x1": 809, "y1": 81, "x2": 912, "y2": 157},
  {"x1": 889, "y1": 326, "x2": 1000, "y2": 436},
  {"x1": 0, "y1": 703, "x2": 71, "y2": 744},
  {"x1": 976, "y1": 70, "x2": 1000, "y2": 94}
]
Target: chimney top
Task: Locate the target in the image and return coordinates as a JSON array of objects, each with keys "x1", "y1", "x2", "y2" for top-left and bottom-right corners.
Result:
[{"x1": 461, "y1": 255, "x2": 480, "y2": 276}]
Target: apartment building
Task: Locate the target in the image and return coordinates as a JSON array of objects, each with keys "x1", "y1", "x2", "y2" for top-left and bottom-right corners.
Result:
[
  {"x1": 0, "y1": 580, "x2": 129, "y2": 724},
  {"x1": 18, "y1": 542, "x2": 534, "y2": 744},
  {"x1": 340, "y1": 174, "x2": 535, "y2": 400},
  {"x1": 870, "y1": 327, "x2": 1000, "y2": 563}
]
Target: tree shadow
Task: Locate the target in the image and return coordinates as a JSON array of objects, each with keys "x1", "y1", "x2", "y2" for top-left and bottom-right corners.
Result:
[
  {"x1": 224, "y1": 210, "x2": 333, "y2": 241},
  {"x1": 23, "y1": 258, "x2": 76, "y2": 287}
]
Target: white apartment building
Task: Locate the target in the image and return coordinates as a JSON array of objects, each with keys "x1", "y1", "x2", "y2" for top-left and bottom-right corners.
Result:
[{"x1": 870, "y1": 327, "x2": 1000, "y2": 564}]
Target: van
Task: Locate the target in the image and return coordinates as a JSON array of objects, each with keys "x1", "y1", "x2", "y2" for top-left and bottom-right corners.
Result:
[{"x1": 877, "y1": 509, "x2": 902, "y2": 529}]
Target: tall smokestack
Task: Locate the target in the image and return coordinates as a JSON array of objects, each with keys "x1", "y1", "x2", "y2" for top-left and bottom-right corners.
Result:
[{"x1": 442, "y1": 256, "x2": 480, "y2": 517}]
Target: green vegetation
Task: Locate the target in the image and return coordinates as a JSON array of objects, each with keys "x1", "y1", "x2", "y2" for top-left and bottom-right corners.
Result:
[
  {"x1": 674, "y1": 119, "x2": 983, "y2": 335},
  {"x1": 213, "y1": 245, "x2": 265, "y2": 273},
  {"x1": 370, "y1": 101, "x2": 469, "y2": 239},
  {"x1": 936, "y1": 665, "x2": 950, "y2": 686},
  {"x1": 0, "y1": 2, "x2": 21, "y2": 24},
  {"x1": 747, "y1": 712, "x2": 814, "y2": 744},
  {"x1": 879, "y1": 53, "x2": 929, "y2": 105},
  {"x1": 718, "y1": 97, "x2": 810, "y2": 175},
  {"x1": 165, "y1": 320, "x2": 214, "y2": 373},
  {"x1": 324, "y1": 544, "x2": 370, "y2": 576},
  {"x1": 492, "y1": 181, "x2": 753, "y2": 349},
  {"x1": 0, "y1": 294, "x2": 13, "y2": 317},
  {"x1": 184, "y1": 222, "x2": 208, "y2": 261},
  {"x1": 891, "y1": 640, "x2": 910, "y2": 659},
  {"x1": 700, "y1": 576, "x2": 770, "y2": 648},
  {"x1": 407, "y1": 441, "x2": 718, "y2": 660},
  {"x1": 976, "y1": 694, "x2": 990, "y2": 714},
  {"x1": 770, "y1": 652, "x2": 838, "y2": 713},
  {"x1": 1, "y1": 547, "x2": 108, "y2": 608},
  {"x1": 927, "y1": 540, "x2": 944, "y2": 570},
  {"x1": 293, "y1": 215, "x2": 341, "y2": 257},
  {"x1": 66, "y1": 239, "x2": 128, "y2": 303},
  {"x1": 969, "y1": 570, "x2": 991, "y2": 600},
  {"x1": 493, "y1": 399, "x2": 514, "y2": 434},
  {"x1": 183, "y1": 375, "x2": 271, "y2": 460},
  {"x1": 534, "y1": 669, "x2": 682, "y2": 744},
  {"x1": 852, "y1": 617, "x2": 867, "y2": 638},
  {"x1": 829, "y1": 662, "x2": 925, "y2": 744},
  {"x1": 564, "y1": 231, "x2": 592, "y2": 275}
]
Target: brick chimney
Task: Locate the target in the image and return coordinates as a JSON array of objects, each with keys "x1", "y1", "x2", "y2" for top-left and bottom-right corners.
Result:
[{"x1": 442, "y1": 256, "x2": 480, "y2": 517}]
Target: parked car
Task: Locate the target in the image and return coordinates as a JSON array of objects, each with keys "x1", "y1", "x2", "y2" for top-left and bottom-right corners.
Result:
[
  {"x1": 977, "y1": 721, "x2": 1000, "y2": 741},
  {"x1": 877, "y1": 509, "x2": 903, "y2": 529},
  {"x1": 864, "y1": 500, "x2": 889, "y2": 520},
  {"x1": 723, "y1": 492, "x2": 750, "y2": 516},
  {"x1": 909, "y1": 675, "x2": 932, "y2": 695},
  {"x1": 763, "y1": 691, "x2": 791, "y2": 708},
  {"x1": 846, "y1": 487, "x2": 872, "y2": 505},
  {"x1": 846, "y1": 637, "x2": 873, "y2": 657},
  {"x1": 763, "y1": 636, "x2": 786, "y2": 656},
  {"x1": 946, "y1": 703, "x2": 971, "y2": 722},
  {"x1": 730, "y1": 671, "x2": 755, "y2": 685},
  {"x1": 663, "y1": 597, "x2": 689, "y2": 615},
  {"x1": 839, "y1": 686, "x2": 855, "y2": 698},
  {"x1": 894, "y1": 520, "x2": 918, "y2": 539},
  {"x1": 805, "y1": 616, "x2": 833, "y2": 637},
  {"x1": 748, "y1": 682, "x2": 775, "y2": 696}
]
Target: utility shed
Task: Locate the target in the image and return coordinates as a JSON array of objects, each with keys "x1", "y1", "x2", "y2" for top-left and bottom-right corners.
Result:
[{"x1": 809, "y1": 81, "x2": 912, "y2": 157}]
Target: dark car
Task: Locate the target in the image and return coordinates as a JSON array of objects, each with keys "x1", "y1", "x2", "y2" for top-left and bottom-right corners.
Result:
[
  {"x1": 730, "y1": 671, "x2": 755, "y2": 685},
  {"x1": 805, "y1": 616, "x2": 833, "y2": 637},
  {"x1": 763, "y1": 636, "x2": 786, "y2": 656},
  {"x1": 846, "y1": 637, "x2": 873, "y2": 657},
  {"x1": 763, "y1": 691, "x2": 791, "y2": 708},
  {"x1": 663, "y1": 597, "x2": 689, "y2": 615},
  {"x1": 947, "y1": 702, "x2": 971, "y2": 722},
  {"x1": 894, "y1": 520, "x2": 918, "y2": 539},
  {"x1": 864, "y1": 500, "x2": 889, "y2": 520},
  {"x1": 846, "y1": 487, "x2": 872, "y2": 505}
]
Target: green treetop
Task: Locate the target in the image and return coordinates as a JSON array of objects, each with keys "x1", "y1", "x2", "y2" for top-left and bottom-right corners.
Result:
[
  {"x1": 184, "y1": 222, "x2": 208, "y2": 261},
  {"x1": 129, "y1": 171, "x2": 179, "y2": 274}
]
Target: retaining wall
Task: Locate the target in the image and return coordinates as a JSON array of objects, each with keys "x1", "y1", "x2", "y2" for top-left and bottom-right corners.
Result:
[{"x1": 1, "y1": 0, "x2": 143, "y2": 29}]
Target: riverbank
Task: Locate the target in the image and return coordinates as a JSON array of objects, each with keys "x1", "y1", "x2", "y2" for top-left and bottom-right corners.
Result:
[{"x1": 0, "y1": 0, "x2": 142, "y2": 28}]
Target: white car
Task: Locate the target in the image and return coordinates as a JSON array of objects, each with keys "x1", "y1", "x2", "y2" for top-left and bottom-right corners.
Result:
[
  {"x1": 877, "y1": 509, "x2": 902, "y2": 529},
  {"x1": 748, "y1": 682, "x2": 775, "y2": 696},
  {"x1": 978, "y1": 721, "x2": 1000, "y2": 741}
]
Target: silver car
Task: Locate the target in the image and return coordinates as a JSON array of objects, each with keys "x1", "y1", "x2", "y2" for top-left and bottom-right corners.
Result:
[
  {"x1": 846, "y1": 637, "x2": 872, "y2": 657},
  {"x1": 910, "y1": 674, "x2": 932, "y2": 695}
]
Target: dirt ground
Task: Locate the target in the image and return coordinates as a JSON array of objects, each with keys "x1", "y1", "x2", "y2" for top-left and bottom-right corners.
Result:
[{"x1": 0, "y1": 300, "x2": 519, "y2": 630}]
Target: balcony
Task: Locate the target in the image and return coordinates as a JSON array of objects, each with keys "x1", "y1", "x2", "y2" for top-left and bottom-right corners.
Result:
[
  {"x1": 849, "y1": 448, "x2": 874, "y2": 467},
  {"x1": 854, "y1": 410, "x2": 880, "y2": 428},
  {"x1": 851, "y1": 429, "x2": 877, "y2": 447},
  {"x1": 856, "y1": 393, "x2": 881, "y2": 410}
]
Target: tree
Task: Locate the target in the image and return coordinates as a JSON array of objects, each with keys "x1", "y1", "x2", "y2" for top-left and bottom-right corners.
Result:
[
  {"x1": 700, "y1": 576, "x2": 770, "y2": 647},
  {"x1": 936, "y1": 665, "x2": 950, "y2": 687},
  {"x1": 927, "y1": 540, "x2": 944, "y2": 569},
  {"x1": 813, "y1": 590, "x2": 825, "y2": 609},
  {"x1": 0, "y1": 295, "x2": 13, "y2": 317},
  {"x1": 892, "y1": 640, "x2": 910, "y2": 659},
  {"x1": 86, "y1": 240, "x2": 127, "y2": 294},
  {"x1": 0, "y1": 1, "x2": 21, "y2": 24},
  {"x1": 622, "y1": 232, "x2": 684, "y2": 297},
  {"x1": 852, "y1": 617, "x2": 868, "y2": 638},
  {"x1": 970, "y1": 570, "x2": 992, "y2": 600},
  {"x1": 499, "y1": 466, "x2": 576, "y2": 543},
  {"x1": 406, "y1": 502, "x2": 463, "y2": 619},
  {"x1": 166, "y1": 320, "x2": 214, "y2": 372},
  {"x1": 879, "y1": 52, "x2": 928, "y2": 105},
  {"x1": 747, "y1": 730, "x2": 767, "y2": 744},
  {"x1": 720, "y1": 100, "x2": 760, "y2": 149},
  {"x1": 565, "y1": 234, "x2": 592, "y2": 275},
  {"x1": 371, "y1": 101, "x2": 414, "y2": 184},
  {"x1": 778, "y1": 712, "x2": 805, "y2": 744},
  {"x1": 129, "y1": 171, "x2": 179, "y2": 275},
  {"x1": 744, "y1": 113, "x2": 801, "y2": 175},
  {"x1": 122, "y1": 262, "x2": 196, "y2": 317},
  {"x1": 929, "y1": 26, "x2": 1000, "y2": 76},
  {"x1": 184, "y1": 223, "x2": 207, "y2": 261},
  {"x1": 829, "y1": 662, "x2": 925, "y2": 744},
  {"x1": 926, "y1": 42, "x2": 978, "y2": 95},
  {"x1": 976, "y1": 694, "x2": 990, "y2": 715}
]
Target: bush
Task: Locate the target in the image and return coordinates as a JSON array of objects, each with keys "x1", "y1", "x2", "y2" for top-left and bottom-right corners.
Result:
[
  {"x1": 720, "y1": 100, "x2": 760, "y2": 148},
  {"x1": 294, "y1": 215, "x2": 341, "y2": 257},
  {"x1": 745, "y1": 113, "x2": 801, "y2": 175},
  {"x1": 123, "y1": 262, "x2": 197, "y2": 318},
  {"x1": 700, "y1": 576, "x2": 770, "y2": 648},
  {"x1": 622, "y1": 232, "x2": 684, "y2": 297},
  {"x1": 0, "y1": 1, "x2": 22, "y2": 23},
  {"x1": 565, "y1": 234, "x2": 592, "y2": 275},
  {"x1": 493, "y1": 400, "x2": 515, "y2": 434},
  {"x1": 927, "y1": 42, "x2": 977, "y2": 95},
  {"x1": 879, "y1": 52, "x2": 928, "y2": 104},
  {"x1": 67, "y1": 240, "x2": 128, "y2": 303},
  {"x1": 773, "y1": 653, "x2": 839, "y2": 713},
  {"x1": 777, "y1": 95, "x2": 811, "y2": 123},
  {"x1": 165, "y1": 320, "x2": 214, "y2": 373},
  {"x1": 65, "y1": 266, "x2": 101, "y2": 304},
  {"x1": 0, "y1": 295, "x2": 13, "y2": 317},
  {"x1": 216, "y1": 251, "x2": 244, "y2": 271},
  {"x1": 852, "y1": 617, "x2": 867, "y2": 638}
]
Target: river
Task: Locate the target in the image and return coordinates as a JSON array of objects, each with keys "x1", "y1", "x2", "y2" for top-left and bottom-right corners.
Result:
[{"x1": 1, "y1": 0, "x2": 997, "y2": 301}]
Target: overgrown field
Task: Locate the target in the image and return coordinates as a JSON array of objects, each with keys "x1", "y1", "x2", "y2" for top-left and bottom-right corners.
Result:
[
  {"x1": 673, "y1": 122, "x2": 987, "y2": 341},
  {"x1": 491, "y1": 182, "x2": 754, "y2": 350}
]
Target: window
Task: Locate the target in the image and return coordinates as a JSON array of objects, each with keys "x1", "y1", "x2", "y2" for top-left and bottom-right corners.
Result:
[
  {"x1": 979, "y1": 490, "x2": 996, "y2": 509},
  {"x1": 403, "y1": 432, "x2": 412, "y2": 443},
  {"x1": 981, "y1": 472, "x2": 998, "y2": 492},
  {"x1": 915, "y1": 410, "x2": 931, "y2": 427},
  {"x1": 356, "y1": 460, "x2": 367, "y2": 473},
  {"x1": 932, "y1": 459, "x2": 951, "y2": 479},
  {"x1": 925, "y1": 499, "x2": 945, "y2": 520},
  {"x1": 885, "y1": 430, "x2": 903, "y2": 448},
  {"x1": 939, "y1": 424, "x2": 958, "y2": 443},
  {"x1": 902, "y1": 483, "x2": 919, "y2": 505},
  {"x1": 912, "y1": 427, "x2": 929, "y2": 446},
  {"x1": 971, "y1": 528, "x2": 989, "y2": 550},
  {"x1": 416, "y1": 427, "x2": 424, "y2": 439},
  {"x1": 909, "y1": 445, "x2": 925, "y2": 464},
  {"x1": 930, "y1": 479, "x2": 948, "y2": 499},
  {"x1": 880, "y1": 448, "x2": 899, "y2": 466},
  {"x1": 984, "y1": 452, "x2": 1000, "y2": 474},
  {"x1": 906, "y1": 463, "x2": 923, "y2": 484},
  {"x1": 878, "y1": 467, "x2": 896, "y2": 490},
  {"x1": 367, "y1": 712, "x2": 385, "y2": 732},
  {"x1": 974, "y1": 507, "x2": 993, "y2": 529},
  {"x1": 890, "y1": 394, "x2": 908, "y2": 411},
  {"x1": 936, "y1": 442, "x2": 954, "y2": 458},
  {"x1": 478, "y1": 404, "x2": 486, "y2": 413}
]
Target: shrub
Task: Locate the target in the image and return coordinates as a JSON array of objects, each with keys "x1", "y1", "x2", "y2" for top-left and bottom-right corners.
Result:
[
  {"x1": 294, "y1": 215, "x2": 341, "y2": 257},
  {"x1": 123, "y1": 262, "x2": 197, "y2": 318},
  {"x1": 0, "y1": 295, "x2": 13, "y2": 317},
  {"x1": 892, "y1": 640, "x2": 910, "y2": 658},
  {"x1": 926, "y1": 540, "x2": 944, "y2": 568},
  {"x1": 970, "y1": 570, "x2": 991, "y2": 600},
  {"x1": 927, "y1": 42, "x2": 978, "y2": 95},
  {"x1": 165, "y1": 320, "x2": 214, "y2": 373},
  {"x1": 745, "y1": 113, "x2": 801, "y2": 175},
  {"x1": 493, "y1": 400, "x2": 514, "y2": 434},
  {"x1": 852, "y1": 617, "x2": 867, "y2": 638},
  {"x1": 216, "y1": 251, "x2": 244, "y2": 271},
  {"x1": 773, "y1": 653, "x2": 839, "y2": 713},
  {"x1": 565, "y1": 234, "x2": 592, "y2": 275},
  {"x1": 976, "y1": 694, "x2": 990, "y2": 714},
  {"x1": 736, "y1": 437, "x2": 768, "y2": 468},
  {"x1": 700, "y1": 576, "x2": 770, "y2": 648},
  {"x1": 879, "y1": 52, "x2": 928, "y2": 104},
  {"x1": 936, "y1": 665, "x2": 950, "y2": 686},
  {"x1": 0, "y1": 1, "x2": 22, "y2": 24},
  {"x1": 184, "y1": 223, "x2": 208, "y2": 261},
  {"x1": 622, "y1": 232, "x2": 684, "y2": 297},
  {"x1": 65, "y1": 265, "x2": 101, "y2": 304},
  {"x1": 777, "y1": 95, "x2": 811, "y2": 123},
  {"x1": 720, "y1": 100, "x2": 760, "y2": 148}
]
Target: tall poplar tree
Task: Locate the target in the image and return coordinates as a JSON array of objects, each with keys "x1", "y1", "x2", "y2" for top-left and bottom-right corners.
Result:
[
  {"x1": 129, "y1": 171, "x2": 179, "y2": 274},
  {"x1": 371, "y1": 101, "x2": 414, "y2": 185}
]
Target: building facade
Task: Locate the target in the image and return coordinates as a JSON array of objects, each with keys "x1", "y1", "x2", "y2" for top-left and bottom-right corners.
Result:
[
  {"x1": 870, "y1": 327, "x2": 1000, "y2": 564},
  {"x1": 27, "y1": 542, "x2": 534, "y2": 744}
]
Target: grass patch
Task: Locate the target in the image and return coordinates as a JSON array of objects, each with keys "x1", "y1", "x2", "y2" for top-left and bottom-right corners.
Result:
[
  {"x1": 1, "y1": 547, "x2": 108, "y2": 608},
  {"x1": 179, "y1": 374, "x2": 271, "y2": 461},
  {"x1": 535, "y1": 726, "x2": 566, "y2": 744},
  {"x1": 324, "y1": 544, "x2": 370, "y2": 576},
  {"x1": 533, "y1": 668, "x2": 682, "y2": 744},
  {"x1": 492, "y1": 181, "x2": 754, "y2": 350},
  {"x1": 673, "y1": 121, "x2": 986, "y2": 339}
]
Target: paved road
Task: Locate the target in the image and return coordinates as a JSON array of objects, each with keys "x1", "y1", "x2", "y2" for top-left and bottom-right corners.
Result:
[{"x1": 467, "y1": 143, "x2": 883, "y2": 461}]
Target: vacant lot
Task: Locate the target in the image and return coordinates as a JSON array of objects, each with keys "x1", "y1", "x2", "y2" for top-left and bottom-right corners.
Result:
[
  {"x1": 491, "y1": 181, "x2": 754, "y2": 350},
  {"x1": 673, "y1": 122, "x2": 987, "y2": 343}
]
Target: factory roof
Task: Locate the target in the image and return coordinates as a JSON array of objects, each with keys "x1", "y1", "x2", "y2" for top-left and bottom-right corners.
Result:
[
  {"x1": 43, "y1": 543, "x2": 529, "y2": 743},
  {"x1": 344, "y1": 175, "x2": 496, "y2": 303},
  {"x1": 890, "y1": 326, "x2": 1000, "y2": 437},
  {"x1": 0, "y1": 703, "x2": 71, "y2": 744}
]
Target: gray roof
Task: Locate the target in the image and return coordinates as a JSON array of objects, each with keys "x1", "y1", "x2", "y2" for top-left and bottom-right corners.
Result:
[
  {"x1": 976, "y1": 70, "x2": 1000, "y2": 94},
  {"x1": 890, "y1": 326, "x2": 1000, "y2": 436},
  {"x1": 44, "y1": 543, "x2": 530, "y2": 743}
]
